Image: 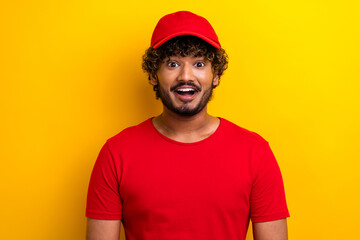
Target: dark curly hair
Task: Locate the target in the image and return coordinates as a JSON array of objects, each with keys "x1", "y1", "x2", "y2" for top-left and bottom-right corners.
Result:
[{"x1": 142, "y1": 35, "x2": 228, "y2": 99}]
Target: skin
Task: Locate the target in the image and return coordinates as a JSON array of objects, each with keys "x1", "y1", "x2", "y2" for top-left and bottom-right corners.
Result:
[
  {"x1": 86, "y1": 218, "x2": 288, "y2": 240},
  {"x1": 151, "y1": 55, "x2": 220, "y2": 143},
  {"x1": 253, "y1": 219, "x2": 288, "y2": 240},
  {"x1": 86, "y1": 55, "x2": 288, "y2": 240},
  {"x1": 86, "y1": 218, "x2": 120, "y2": 240}
]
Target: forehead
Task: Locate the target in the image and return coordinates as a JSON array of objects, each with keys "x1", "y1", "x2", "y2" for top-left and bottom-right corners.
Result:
[{"x1": 165, "y1": 55, "x2": 207, "y2": 61}]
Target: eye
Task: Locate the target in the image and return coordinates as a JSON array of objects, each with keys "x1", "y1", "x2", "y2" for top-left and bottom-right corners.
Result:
[
  {"x1": 167, "y1": 61, "x2": 179, "y2": 68},
  {"x1": 195, "y1": 61, "x2": 206, "y2": 68}
]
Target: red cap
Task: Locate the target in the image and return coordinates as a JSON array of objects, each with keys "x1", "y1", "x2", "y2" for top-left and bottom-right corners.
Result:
[{"x1": 151, "y1": 11, "x2": 221, "y2": 49}]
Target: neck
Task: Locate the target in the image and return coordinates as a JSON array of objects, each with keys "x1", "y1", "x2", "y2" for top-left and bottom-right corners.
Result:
[{"x1": 152, "y1": 106, "x2": 220, "y2": 143}]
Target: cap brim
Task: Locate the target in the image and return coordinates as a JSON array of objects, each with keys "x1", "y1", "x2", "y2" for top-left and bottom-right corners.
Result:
[{"x1": 152, "y1": 31, "x2": 221, "y2": 49}]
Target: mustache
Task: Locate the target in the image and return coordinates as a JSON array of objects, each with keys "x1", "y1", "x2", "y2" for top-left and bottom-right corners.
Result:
[{"x1": 170, "y1": 82, "x2": 201, "y2": 92}]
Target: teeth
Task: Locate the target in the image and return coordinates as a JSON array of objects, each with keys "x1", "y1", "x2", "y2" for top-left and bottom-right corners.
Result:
[{"x1": 177, "y1": 88, "x2": 194, "y2": 92}]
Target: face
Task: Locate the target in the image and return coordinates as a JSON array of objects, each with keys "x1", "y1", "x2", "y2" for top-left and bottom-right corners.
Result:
[{"x1": 151, "y1": 56, "x2": 219, "y2": 116}]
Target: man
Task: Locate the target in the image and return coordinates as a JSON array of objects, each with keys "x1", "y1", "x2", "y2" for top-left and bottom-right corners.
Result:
[{"x1": 86, "y1": 11, "x2": 289, "y2": 240}]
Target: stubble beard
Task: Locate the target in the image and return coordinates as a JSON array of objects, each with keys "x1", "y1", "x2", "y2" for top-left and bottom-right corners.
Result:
[{"x1": 158, "y1": 83, "x2": 214, "y2": 117}]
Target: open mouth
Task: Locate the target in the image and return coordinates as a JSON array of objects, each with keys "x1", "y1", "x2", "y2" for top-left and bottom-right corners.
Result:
[
  {"x1": 175, "y1": 87, "x2": 197, "y2": 96},
  {"x1": 171, "y1": 83, "x2": 201, "y2": 101}
]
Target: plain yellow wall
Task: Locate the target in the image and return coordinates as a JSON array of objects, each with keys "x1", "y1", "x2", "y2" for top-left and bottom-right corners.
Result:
[{"x1": 1, "y1": 1, "x2": 359, "y2": 239}]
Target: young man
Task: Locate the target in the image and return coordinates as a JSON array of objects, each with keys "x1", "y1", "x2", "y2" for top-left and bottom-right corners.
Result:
[{"x1": 86, "y1": 11, "x2": 289, "y2": 240}]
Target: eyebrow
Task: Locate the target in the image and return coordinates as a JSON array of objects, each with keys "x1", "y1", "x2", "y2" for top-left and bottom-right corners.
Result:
[{"x1": 166, "y1": 56, "x2": 207, "y2": 61}]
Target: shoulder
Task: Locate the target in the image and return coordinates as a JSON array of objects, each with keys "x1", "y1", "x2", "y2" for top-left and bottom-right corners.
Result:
[
  {"x1": 219, "y1": 118, "x2": 269, "y2": 147},
  {"x1": 105, "y1": 118, "x2": 154, "y2": 150}
]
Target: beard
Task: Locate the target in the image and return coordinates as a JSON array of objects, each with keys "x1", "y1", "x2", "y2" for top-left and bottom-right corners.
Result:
[{"x1": 157, "y1": 82, "x2": 214, "y2": 117}]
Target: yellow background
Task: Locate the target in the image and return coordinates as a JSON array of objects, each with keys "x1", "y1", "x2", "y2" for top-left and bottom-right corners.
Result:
[{"x1": 1, "y1": 0, "x2": 359, "y2": 239}]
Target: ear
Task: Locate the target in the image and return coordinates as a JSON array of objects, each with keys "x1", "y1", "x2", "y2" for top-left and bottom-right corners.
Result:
[
  {"x1": 212, "y1": 75, "x2": 219, "y2": 87},
  {"x1": 149, "y1": 74, "x2": 158, "y2": 86}
]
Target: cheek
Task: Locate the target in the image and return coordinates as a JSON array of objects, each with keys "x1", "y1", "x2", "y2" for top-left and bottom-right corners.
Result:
[
  {"x1": 157, "y1": 72, "x2": 177, "y2": 87},
  {"x1": 198, "y1": 73, "x2": 214, "y2": 85},
  {"x1": 194, "y1": 67, "x2": 214, "y2": 80}
]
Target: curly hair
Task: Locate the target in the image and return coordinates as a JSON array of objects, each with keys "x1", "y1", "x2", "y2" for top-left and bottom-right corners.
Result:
[{"x1": 142, "y1": 35, "x2": 228, "y2": 99}]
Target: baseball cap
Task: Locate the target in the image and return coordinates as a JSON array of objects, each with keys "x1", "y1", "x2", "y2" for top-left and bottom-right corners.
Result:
[{"x1": 151, "y1": 11, "x2": 221, "y2": 49}]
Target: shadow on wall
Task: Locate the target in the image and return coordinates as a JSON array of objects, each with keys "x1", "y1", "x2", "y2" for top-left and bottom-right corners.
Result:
[
  {"x1": 46, "y1": 47, "x2": 161, "y2": 239},
  {"x1": 109, "y1": 54, "x2": 162, "y2": 126},
  {"x1": 134, "y1": 74, "x2": 163, "y2": 120}
]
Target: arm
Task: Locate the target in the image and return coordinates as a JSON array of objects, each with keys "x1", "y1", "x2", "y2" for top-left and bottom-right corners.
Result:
[
  {"x1": 252, "y1": 218, "x2": 288, "y2": 240},
  {"x1": 86, "y1": 218, "x2": 121, "y2": 240}
]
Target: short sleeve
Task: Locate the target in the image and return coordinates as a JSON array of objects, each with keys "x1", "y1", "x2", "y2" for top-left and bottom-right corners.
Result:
[
  {"x1": 86, "y1": 142, "x2": 122, "y2": 220},
  {"x1": 250, "y1": 143, "x2": 290, "y2": 222}
]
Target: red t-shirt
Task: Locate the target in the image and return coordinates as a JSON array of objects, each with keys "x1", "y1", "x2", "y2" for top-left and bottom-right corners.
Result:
[{"x1": 86, "y1": 118, "x2": 289, "y2": 240}]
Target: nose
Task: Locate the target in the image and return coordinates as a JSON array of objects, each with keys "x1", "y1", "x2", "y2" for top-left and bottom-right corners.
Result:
[{"x1": 178, "y1": 63, "x2": 195, "y2": 82}]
